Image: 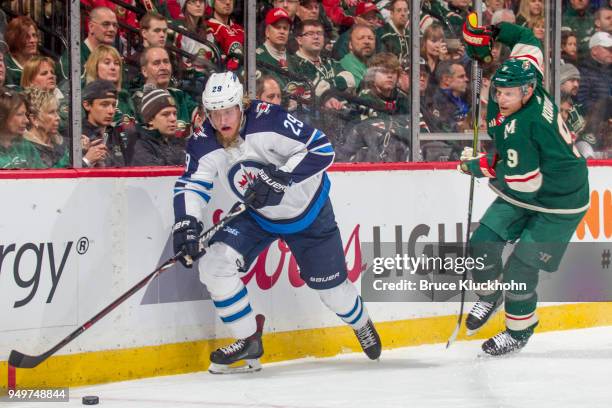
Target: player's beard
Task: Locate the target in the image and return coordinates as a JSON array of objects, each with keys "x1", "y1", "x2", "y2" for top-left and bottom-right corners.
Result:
[{"x1": 217, "y1": 129, "x2": 240, "y2": 148}]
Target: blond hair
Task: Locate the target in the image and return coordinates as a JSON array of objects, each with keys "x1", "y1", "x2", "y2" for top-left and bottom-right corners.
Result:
[
  {"x1": 84, "y1": 45, "x2": 123, "y2": 89},
  {"x1": 518, "y1": 0, "x2": 544, "y2": 28},
  {"x1": 21, "y1": 56, "x2": 56, "y2": 89},
  {"x1": 23, "y1": 87, "x2": 62, "y2": 145}
]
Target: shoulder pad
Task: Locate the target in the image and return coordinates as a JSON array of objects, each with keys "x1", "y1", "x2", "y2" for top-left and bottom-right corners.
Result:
[{"x1": 187, "y1": 123, "x2": 223, "y2": 159}]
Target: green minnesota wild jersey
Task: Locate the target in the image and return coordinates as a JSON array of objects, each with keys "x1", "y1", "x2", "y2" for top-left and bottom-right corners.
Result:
[
  {"x1": 59, "y1": 42, "x2": 91, "y2": 82},
  {"x1": 377, "y1": 22, "x2": 409, "y2": 67},
  {"x1": 287, "y1": 51, "x2": 355, "y2": 99},
  {"x1": 0, "y1": 138, "x2": 45, "y2": 169},
  {"x1": 255, "y1": 43, "x2": 290, "y2": 93},
  {"x1": 486, "y1": 23, "x2": 589, "y2": 214},
  {"x1": 5, "y1": 54, "x2": 24, "y2": 88}
]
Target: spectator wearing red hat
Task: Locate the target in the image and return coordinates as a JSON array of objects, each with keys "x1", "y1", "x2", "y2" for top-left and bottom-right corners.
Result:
[
  {"x1": 322, "y1": 0, "x2": 378, "y2": 29},
  {"x1": 331, "y1": 2, "x2": 381, "y2": 60},
  {"x1": 256, "y1": 8, "x2": 292, "y2": 99}
]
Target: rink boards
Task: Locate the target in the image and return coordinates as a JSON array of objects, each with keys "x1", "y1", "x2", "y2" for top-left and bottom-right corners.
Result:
[{"x1": 1, "y1": 162, "x2": 611, "y2": 389}]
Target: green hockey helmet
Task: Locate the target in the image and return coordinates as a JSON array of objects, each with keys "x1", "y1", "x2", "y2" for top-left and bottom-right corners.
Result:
[
  {"x1": 491, "y1": 58, "x2": 537, "y2": 101},
  {"x1": 492, "y1": 58, "x2": 537, "y2": 88}
]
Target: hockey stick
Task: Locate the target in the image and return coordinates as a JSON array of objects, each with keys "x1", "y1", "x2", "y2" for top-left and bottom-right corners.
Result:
[
  {"x1": 446, "y1": 65, "x2": 482, "y2": 348},
  {"x1": 8, "y1": 203, "x2": 247, "y2": 369}
]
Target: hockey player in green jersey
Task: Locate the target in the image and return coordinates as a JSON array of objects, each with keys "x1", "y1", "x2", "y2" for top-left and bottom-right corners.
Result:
[{"x1": 458, "y1": 13, "x2": 590, "y2": 356}]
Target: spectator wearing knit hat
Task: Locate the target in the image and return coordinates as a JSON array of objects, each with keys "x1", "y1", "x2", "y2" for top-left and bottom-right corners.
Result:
[
  {"x1": 81, "y1": 79, "x2": 126, "y2": 167},
  {"x1": 560, "y1": 63, "x2": 581, "y2": 100},
  {"x1": 130, "y1": 87, "x2": 186, "y2": 166},
  {"x1": 577, "y1": 31, "x2": 612, "y2": 112},
  {"x1": 559, "y1": 64, "x2": 587, "y2": 138}
]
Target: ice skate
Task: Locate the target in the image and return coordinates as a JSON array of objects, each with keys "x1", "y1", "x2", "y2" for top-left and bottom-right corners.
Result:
[
  {"x1": 354, "y1": 319, "x2": 382, "y2": 360},
  {"x1": 481, "y1": 330, "x2": 530, "y2": 356},
  {"x1": 208, "y1": 314, "x2": 265, "y2": 374},
  {"x1": 466, "y1": 297, "x2": 503, "y2": 336}
]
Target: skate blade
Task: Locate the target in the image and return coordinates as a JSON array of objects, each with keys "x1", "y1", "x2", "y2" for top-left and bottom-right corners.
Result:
[
  {"x1": 466, "y1": 303, "x2": 504, "y2": 337},
  {"x1": 208, "y1": 359, "x2": 262, "y2": 375},
  {"x1": 477, "y1": 348, "x2": 524, "y2": 358}
]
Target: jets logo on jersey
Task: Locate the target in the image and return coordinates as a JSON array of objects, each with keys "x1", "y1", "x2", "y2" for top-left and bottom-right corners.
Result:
[
  {"x1": 256, "y1": 102, "x2": 271, "y2": 119},
  {"x1": 227, "y1": 160, "x2": 265, "y2": 198},
  {"x1": 192, "y1": 127, "x2": 209, "y2": 139}
]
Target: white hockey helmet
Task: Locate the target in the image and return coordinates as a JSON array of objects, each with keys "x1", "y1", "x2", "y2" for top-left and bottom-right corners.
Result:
[{"x1": 202, "y1": 72, "x2": 244, "y2": 113}]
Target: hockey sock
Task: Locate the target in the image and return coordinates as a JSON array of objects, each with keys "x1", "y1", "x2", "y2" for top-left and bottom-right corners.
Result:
[
  {"x1": 200, "y1": 243, "x2": 256, "y2": 339},
  {"x1": 318, "y1": 280, "x2": 369, "y2": 330},
  {"x1": 504, "y1": 254, "x2": 539, "y2": 336},
  {"x1": 210, "y1": 281, "x2": 257, "y2": 339},
  {"x1": 469, "y1": 224, "x2": 505, "y2": 302}
]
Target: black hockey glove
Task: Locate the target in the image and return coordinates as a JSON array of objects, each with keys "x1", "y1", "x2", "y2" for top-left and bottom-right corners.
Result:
[
  {"x1": 244, "y1": 164, "x2": 292, "y2": 210},
  {"x1": 172, "y1": 215, "x2": 204, "y2": 268}
]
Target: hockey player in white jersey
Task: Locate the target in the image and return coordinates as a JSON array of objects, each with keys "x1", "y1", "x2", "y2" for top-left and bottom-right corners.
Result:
[{"x1": 172, "y1": 72, "x2": 382, "y2": 374}]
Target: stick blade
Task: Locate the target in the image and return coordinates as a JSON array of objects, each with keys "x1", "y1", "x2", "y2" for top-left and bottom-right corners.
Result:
[
  {"x1": 446, "y1": 324, "x2": 460, "y2": 349},
  {"x1": 8, "y1": 350, "x2": 45, "y2": 369}
]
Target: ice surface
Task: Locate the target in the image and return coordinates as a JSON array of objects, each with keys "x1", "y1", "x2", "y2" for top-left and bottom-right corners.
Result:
[{"x1": 13, "y1": 326, "x2": 612, "y2": 408}]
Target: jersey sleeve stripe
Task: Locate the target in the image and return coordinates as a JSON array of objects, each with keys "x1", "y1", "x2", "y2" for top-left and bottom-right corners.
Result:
[
  {"x1": 179, "y1": 177, "x2": 214, "y2": 190},
  {"x1": 307, "y1": 135, "x2": 331, "y2": 150},
  {"x1": 504, "y1": 168, "x2": 540, "y2": 182},
  {"x1": 505, "y1": 170, "x2": 542, "y2": 193},
  {"x1": 510, "y1": 43, "x2": 544, "y2": 74},
  {"x1": 311, "y1": 144, "x2": 334, "y2": 154},
  {"x1": 306, "y1": 129, "x2": 326, "y2": 147},
  {"x1": 310, "y1": 142, "x2": 332, "y2": 151},
  {"x1": 174, "y1": 188, "x2": 212, "y2": 203}
]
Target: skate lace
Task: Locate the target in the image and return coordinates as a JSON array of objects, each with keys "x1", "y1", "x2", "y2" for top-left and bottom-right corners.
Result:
[
  {"x1": 472, "y1": 301, "x2": 495, "y2": 320},
  {"x1": 219, "y1": 339, "x2": 246, "y2": 356},
  {"x1": 492, "y1": 332, "x2": 517, "y2": 349},
  {"x1": 356, "y1": 324, "x2": 377, "y2": 349}
]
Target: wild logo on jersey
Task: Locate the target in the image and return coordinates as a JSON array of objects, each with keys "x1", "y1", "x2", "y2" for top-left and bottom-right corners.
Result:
[{"x1": 227, "y1": 160, "x2": 264, "y2": 199}]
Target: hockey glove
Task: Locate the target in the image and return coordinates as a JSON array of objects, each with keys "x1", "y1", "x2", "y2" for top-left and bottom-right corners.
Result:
[
  {"x1": 172, "y1": 215, "x2": 204, "y2": 268},
  {"x1": 458, "y1": 147, "x2": 498, "y2": 178},
  {"x1": 244, "y1": 164, "x2": 292, "y2": 210},
  {"x1": 462, "y1": 12, "x2": 499, "y2": 63}
]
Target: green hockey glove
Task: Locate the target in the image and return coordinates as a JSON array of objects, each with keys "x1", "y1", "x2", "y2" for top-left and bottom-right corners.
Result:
[
  {"x1": 457, "y1": 148, "x2": 498, "y2": 178},
  {"x1": 462, "y1": 12, "x2": 498, "y2": 63}
]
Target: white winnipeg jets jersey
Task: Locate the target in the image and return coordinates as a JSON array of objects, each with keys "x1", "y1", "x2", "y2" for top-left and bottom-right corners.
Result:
[{"x1": 173, "y1": 101, "x2": 335, "y2": 234}]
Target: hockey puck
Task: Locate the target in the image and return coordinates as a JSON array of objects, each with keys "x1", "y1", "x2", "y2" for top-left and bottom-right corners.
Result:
[{"x1": 82, "y1": 395, "x2": 99, "y2": 405}]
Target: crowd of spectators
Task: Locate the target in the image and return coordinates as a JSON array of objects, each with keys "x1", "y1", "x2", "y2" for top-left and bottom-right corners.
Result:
[{"x1": 0, "y1": 0, "x2": 610, "y2": 169}]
